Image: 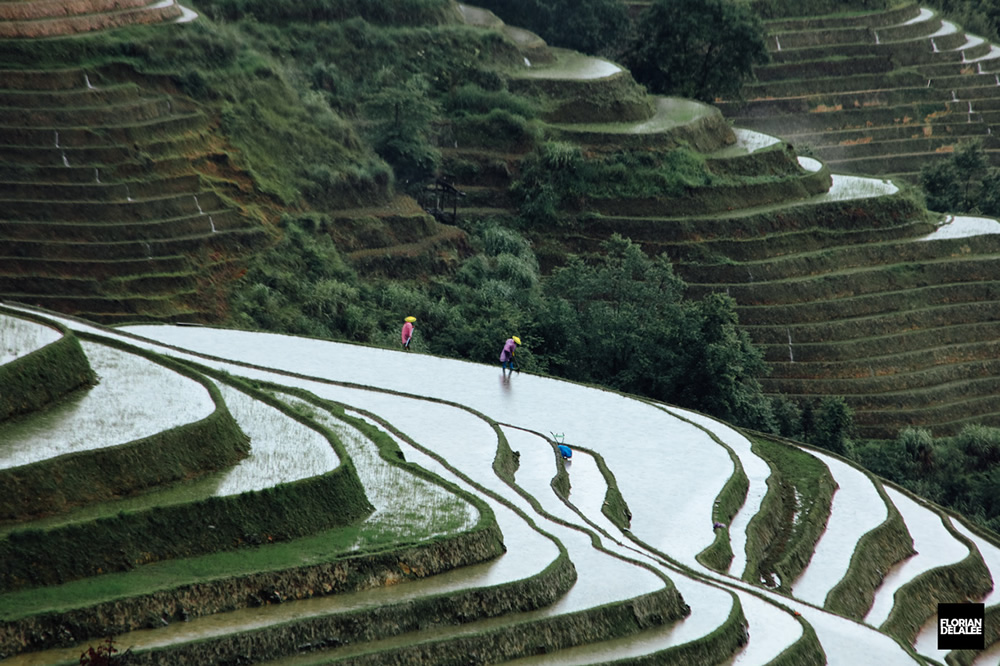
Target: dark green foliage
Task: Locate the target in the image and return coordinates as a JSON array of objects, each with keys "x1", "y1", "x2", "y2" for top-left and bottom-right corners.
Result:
[
  {"x1": 469, "y1": 0, "x2": 630, "y2": 56},
  {"x1": 926, "y1": 0, "x2": 1000, "y2": 43},
  {"x1": 361, "y1": 75, "x2": 441, "y2": 186},
  {"x1": 919, "y1": 140, "x2": 1000, "y2": 215},
  {"x1": 770, "y1": 395, "x2": 803, "y2": 440},
  {"x1": 809, "y1": 396, "x2": 853, "y2": 456},
  {"x1": 622, "y1": 0, "x2": 770, "y2": 102},
  {"x1": 510, "y1": 142, "x2": 586, "y2": 222},
  {"x1": 540, "y1": 235, "x2": 774, "y2": 430},
  {"x1": 231, "y1": 215, "x2": 379, "y2": 340},
  {"x1": 750, "y1": 0, "x2": 889, "y2": 19},
  {"x1": 511, "y1": 143, "x2": 713, "y2": 222},
  {"x1": 232, "y1": 222, "x2": 773, "y2": 431},
  {"x1": 852, "y1": 424, "x2": 1000, "y2": 534}
]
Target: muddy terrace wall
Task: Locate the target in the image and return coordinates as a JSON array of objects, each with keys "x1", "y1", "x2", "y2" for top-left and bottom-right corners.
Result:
[{"x1": 0, "y1": 522, "x2": 512, "y2": 658}]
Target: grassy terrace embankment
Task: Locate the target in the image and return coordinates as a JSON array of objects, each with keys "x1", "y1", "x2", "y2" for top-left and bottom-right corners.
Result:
[{"x1": 717, "y1": 3, "x2": 1000, "y2": 180}]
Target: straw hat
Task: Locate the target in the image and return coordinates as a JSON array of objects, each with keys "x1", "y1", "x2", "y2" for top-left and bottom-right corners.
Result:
[
  {"x1": 405, "y1": 316, "x2": 416, "y2": 322},
  {"x1": 512, "y1": 336, "x2": 521, "y2": 345}
]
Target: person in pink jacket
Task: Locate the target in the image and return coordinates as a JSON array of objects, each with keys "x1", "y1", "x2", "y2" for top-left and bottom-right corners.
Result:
[
  {"x1": 401, "y1": 316, "x2": 415, "y2": 350},
  {"x1": 499, "y1": 335, "x2": 520, "y2": 372}
]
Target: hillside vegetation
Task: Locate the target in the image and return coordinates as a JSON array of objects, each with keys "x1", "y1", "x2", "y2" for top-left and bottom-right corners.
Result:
[{"x1": 7, "y1": 0, "x2": 1000, "y2": 532}]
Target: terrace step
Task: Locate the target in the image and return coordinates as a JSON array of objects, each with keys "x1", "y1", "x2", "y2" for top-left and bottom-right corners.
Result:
[
  {"x1": 0, "y1": 228, "x2": 266, "y2": 261},
  {"x1": 0, "y1": 209, "x2": 247, "y2": 242},
  {"x1": 718, "y1": 5, "x2": 1000, "y2": 178},
  {"x1": 0, "y1": 0, "x2": 183, "y2": 38},
  {"x1": 0, "y1": 112, "x2": 206, "y2": 147},
  {"x1": 0, "y1": 173, "x2": 203, "y2": 201}
]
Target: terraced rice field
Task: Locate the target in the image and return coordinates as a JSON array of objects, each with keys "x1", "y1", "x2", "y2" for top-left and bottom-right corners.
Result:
[
  {"x1": 717, "y1": 3, "x2": 1000, "y2": 180},
  {"x1": 4, "y1": 3, "x2": 1000, "y2": 661},
  {"x1": 0, "y1": 305, "x2": 996, "y2": 664}
]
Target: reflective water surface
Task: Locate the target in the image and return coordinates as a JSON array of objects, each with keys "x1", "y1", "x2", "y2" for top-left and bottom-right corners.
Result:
[
  {"x1": 0, "y1": 341, "x2": 213, "y2": 469},
  {"x1": 0, "y1": 313, "x2": 61, "y2": 365},
  {"x1": 0, "y1": 312, "x2": 939, "y2": 663}
]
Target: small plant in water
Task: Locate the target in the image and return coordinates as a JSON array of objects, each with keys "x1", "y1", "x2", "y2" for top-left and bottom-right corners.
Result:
[{"x1": 79, "y1": 636, "x2": 132, "y2": 665}]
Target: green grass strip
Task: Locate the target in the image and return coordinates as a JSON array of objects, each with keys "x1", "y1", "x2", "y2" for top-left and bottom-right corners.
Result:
[
  {"x1": 825, "y1": 473, "x2": 914, "y2": 619},
  {"x1": 880, "y1": 488, "x2": 994, "y2": 644},
  {"x1": 743, "y1": 434, "x2": 835, "y2": 594},
  {"x1": 0, "y1": 306, "x2": 95, "y2": 422}
]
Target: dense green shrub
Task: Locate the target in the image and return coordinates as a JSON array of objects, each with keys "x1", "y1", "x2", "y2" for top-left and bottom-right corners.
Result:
[
  {"x1": 750, "y1": 0, "x2": 889, "y2": 19},
  {"x1": 809, "y1": 396, "x2": 854, "y2": 456},
  {"x1": 919, "y1": 140, "x2": 1000, "y2": 215},
  {"x1": 469, "y1": 0, "x2": 630, "y2": 56},
  {"x1": 511, "y1": 143, "x2": 714, "y2": 222},
  {"x1": 623, "y1": 0, "x2": 770, "y2": 102}
]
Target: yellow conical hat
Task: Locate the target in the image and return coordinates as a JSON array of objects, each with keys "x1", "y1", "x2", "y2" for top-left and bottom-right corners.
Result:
[{"x1": 405, "y1": 316, "x2": 416, "y2": 322}]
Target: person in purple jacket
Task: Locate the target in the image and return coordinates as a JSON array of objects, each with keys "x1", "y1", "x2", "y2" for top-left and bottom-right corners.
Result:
[{"x1": 499, "y1": 335, "x2": 521, "y2": 373}]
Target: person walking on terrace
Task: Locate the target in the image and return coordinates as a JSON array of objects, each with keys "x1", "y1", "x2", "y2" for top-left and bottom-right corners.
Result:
[
  {"x1": 401, "y1": 316, "x2": 416, "y2": 350},
  {"x1": 500, "y1": 335, "x2": 520, "y2": 373}
]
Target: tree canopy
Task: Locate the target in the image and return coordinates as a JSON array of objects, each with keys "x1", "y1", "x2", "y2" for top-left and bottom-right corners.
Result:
[{"x1": 622, "y1": 0, "x2": 770, "y2": 102}]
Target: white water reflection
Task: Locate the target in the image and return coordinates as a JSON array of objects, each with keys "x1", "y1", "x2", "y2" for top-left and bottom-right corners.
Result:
[
  {"x1": 0, "y1": 341, "x2": 213, "y2": 469},
  {"x1": 792, "y1": 449, "x2": 888, "y2": 606},
  {"x1": 866, "y1": 488, "x2": 969, "y2": 628},
  {"x1": 797, "y1": 156, "x2": 822, "y2": 173},
  {"x1": 212, "y1": 382, "x2": 339, "y2": 493},
  {"x1": 814, "y1": 174, "x2": 899, "y2": 201},
  {"x1": 516, "y1": 49, "x2": 621, "y2": 80},
  {"x1": 661, "y1": 407, "x2": 770, "y2": 578},
  {"x1": 913, "y1": 516, "x2": 1000, "y2": 660},
  {"x1": 920, "y1": 214, "x2": 1000, "y2": 241},
  {"x1": 505, "y1": 427, "x2": 748, "y2": 661},
  {"x1": 0, "y1": 314, "x2": 61, "y2": 365},
  {"x1": 122, "y1": 325, "x2": 734, "y2": 564},
  {"x1": 1, "y1": 314, "x2": 924, "y2": 663},
  {"x1": 286, "y1": 399, "x2": 479, "y2": 539}
]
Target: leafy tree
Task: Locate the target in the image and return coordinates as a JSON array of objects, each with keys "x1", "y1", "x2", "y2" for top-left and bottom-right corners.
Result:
[
  {"x1": 919, "y1": 140, "x2": 1000, "y2": 214},
  {"x1": 622, "y1": 0, "x2": 770, "y2": 102},
  {"x1": 810, "y1": 396, "x2": 853, "y2": 456},
  {"x1": 919, "y1": 159, "x2": 962, "y2": 212},
  {"x1": 361, "y1": 74, "x2": 441, "y2": 188},
  {"x1": 770, "y1": 395, "x2": 803, "y2": 439},
  {"x1": 542, "y1": 235, "x2": 774, "y2": 430},
  {"x1": 469, "y1": 0, "x2": 630, "y2": 56}
]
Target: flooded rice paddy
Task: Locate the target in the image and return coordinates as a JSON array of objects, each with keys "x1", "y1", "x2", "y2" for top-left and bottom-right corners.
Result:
[
  {"x1": 3, "y1": 310, "x2": 982, "y2": 663},
  {"x1": 111, "y1": 323, "x2": 925, "y2": 663},
  {"x1": 0, "y1": 314, "x2": 61, "y2": 365},
  {"x1": 920, "y1": 214, "x2": 1000, "y2": 241},
  {"x1": 0, "y1": 340, "x2": 213, "y2": 470},
  {"x1": 515, "y1": 49, "x2": 621, "y2": 80},
  {"x1": 791, "y1": 449, "x2": 888, "y2": 606},
  {"x1": 865, "y1": 487, "x2": 970, "y2": 628}
]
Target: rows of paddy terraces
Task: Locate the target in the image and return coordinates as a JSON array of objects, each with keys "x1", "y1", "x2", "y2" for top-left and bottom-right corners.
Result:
[
  {"x1": 4, "y1": 302, "x2": 1000, "y2": 663},
  {"x1": 716, "y1": 3, "x2": 1000, "y2": 181},
  {"x1": 0, "y1": 0, "x2": 187, "y2": 38},
  {"x1": 680, "y1": 201, "x2": 1000, "y2": 439},
  {"x1": 0, "y1": 1, "x2": 268, "y2": 324},
  {"x1": 0, "y1": 309, "x2": 517, "y2": 665},
  {"x1": 443, "y1": 3, "x2": 739, "y2": 223},
  {"x1": 445, "y1": 3, "x2": 1000, "y2": 438},
  {"x1": 67, "y1": 316, "x2": 988, "y2": 664}
]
